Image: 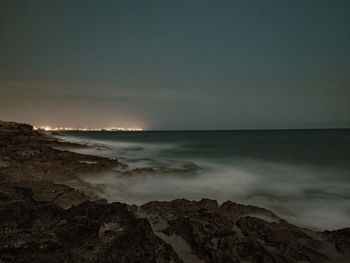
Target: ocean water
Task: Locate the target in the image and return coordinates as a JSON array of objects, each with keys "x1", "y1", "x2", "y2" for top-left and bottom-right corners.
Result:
[{"x1": 59, "y1": 129, "x2": 350, "y2": 230}]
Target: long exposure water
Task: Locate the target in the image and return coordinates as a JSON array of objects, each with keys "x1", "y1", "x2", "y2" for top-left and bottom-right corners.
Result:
[{"x1": 59, "y1": 129, "x2": 350, "y2": 230}]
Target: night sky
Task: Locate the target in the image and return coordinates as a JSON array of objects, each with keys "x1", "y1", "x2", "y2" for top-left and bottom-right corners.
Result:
[{"x1": 1, "y1": 0, "x2": 349, "y2": 130}]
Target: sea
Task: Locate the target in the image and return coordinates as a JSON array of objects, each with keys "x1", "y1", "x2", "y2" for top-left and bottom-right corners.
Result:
[{"x1": 58, "y1": 129, "x2": 350, "y2": 231}]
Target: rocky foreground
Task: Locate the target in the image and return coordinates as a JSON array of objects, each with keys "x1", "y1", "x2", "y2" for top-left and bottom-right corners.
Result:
[{"x1": 0, "y1": 121, "x2": 349, "y2": 262}]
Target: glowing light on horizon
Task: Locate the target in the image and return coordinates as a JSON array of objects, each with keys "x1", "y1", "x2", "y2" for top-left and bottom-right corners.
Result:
[{"x1": 33, "y1": 125, "x2": 143, "y2": 132}]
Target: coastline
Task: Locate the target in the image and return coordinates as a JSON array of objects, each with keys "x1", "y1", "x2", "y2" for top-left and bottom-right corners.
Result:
[{"x1": 1, "y1": 120, "x2": 349, "y2": 262}]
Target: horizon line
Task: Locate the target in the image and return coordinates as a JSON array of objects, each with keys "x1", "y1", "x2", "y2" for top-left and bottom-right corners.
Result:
[
  {"x1": 56, "y1": 127, "x2": 350, "y2": 132},
  {"x1": 2, "y1": 121, "x2": 349, "y2": 132}
]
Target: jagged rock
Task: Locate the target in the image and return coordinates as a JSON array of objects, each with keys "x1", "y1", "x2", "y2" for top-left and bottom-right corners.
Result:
[
  {"x1": 0, "y1": 120, "x2": 126, "y2": 200},
  {"x1": 139, "y1": 199, "x2": 350, "y2": 262},
  {"x1": 0, "y1": 184, "x2": 182, "y2": 263}
]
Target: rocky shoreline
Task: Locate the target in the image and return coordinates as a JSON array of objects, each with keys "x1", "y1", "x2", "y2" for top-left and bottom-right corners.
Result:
[{"x1": 0, "y1": 120, "x2": 349, "y2": 262}]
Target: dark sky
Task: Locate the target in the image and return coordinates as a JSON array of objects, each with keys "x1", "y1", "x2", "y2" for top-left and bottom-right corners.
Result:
[{"x1": 1, "y1": 0, "x2": 350, "y2": 129}]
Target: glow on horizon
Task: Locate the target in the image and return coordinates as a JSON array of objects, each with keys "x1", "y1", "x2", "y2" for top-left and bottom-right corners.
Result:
[{"x1": 33, "y1": 125, "x2": 144, "y2": 132}]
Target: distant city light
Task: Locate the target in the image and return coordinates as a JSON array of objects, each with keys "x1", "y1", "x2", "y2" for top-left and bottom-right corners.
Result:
[{"x1": 33, "y1": 125, "x2": 143, "y2": 132}]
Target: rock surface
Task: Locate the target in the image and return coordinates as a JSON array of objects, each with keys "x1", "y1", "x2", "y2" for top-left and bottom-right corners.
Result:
[
  {"x1": 1, "y1": 120, "x2": 350, "y2": 262},
  {"x1": 0, "y1": 183, "x2": 181, "y2": 263},
  {"x1": 139, "y1": 199, "x2": 350, "y2": 262},
  {"x1": 0, "y1": 120, "x2": 126, "y2": 205}
]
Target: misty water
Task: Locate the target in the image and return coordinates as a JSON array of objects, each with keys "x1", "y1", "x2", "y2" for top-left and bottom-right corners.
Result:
[{"x1": 59, "y1": 130, "x2": 350, "y2": 231}]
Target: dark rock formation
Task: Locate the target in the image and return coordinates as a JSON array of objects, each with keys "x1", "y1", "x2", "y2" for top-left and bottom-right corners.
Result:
[
  {"x1": 0, "y1": 183, "x2": 182, "y2": 263},
  {"x1": 322, "y1": 228, "x2": 350, "y2": 257},
  {"x1": 0, "y1": 120, "x2": 126, "y2": 203},
  {"x1": 139, "y1": 199, "x2": 350, "y2": 262},
  {"x1": 123, "y1": 162, "x2": 199, "y2": 176}
]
